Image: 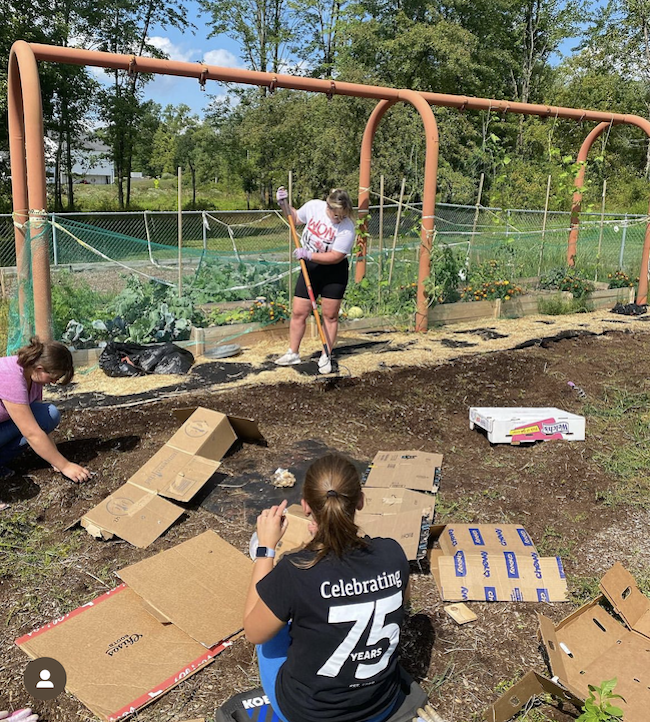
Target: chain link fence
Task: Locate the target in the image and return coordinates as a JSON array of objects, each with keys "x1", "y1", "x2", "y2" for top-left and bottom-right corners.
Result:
[{"x1": 0, "y1": 203, "x2": 646, "y2": 285}]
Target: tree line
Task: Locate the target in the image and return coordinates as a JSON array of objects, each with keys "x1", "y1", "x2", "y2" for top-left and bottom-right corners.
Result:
[{"x1": 1, "y1": 0, "x2": 649, "y2": 213}]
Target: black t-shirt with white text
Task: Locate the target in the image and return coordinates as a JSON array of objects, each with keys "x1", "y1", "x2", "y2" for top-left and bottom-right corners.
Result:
[{"x1": 256, "y1": 537, "x2": 409, "y2": 722}]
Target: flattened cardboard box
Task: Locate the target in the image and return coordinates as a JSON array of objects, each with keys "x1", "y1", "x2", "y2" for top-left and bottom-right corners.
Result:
[
  {"x1": 362, "y1": 450, "x2": 443, "y2": 493},
  {"x1": 81, "y1": 408, "x2": 264, "y2": 547},
  {"x1": 275, "y1": 488, "x2": 434, "y2": 562},
  {"x1": 357, "y1": 487, "x2": 435, "y2": 561},
  {"x1": 428, "y1": 524, "x2": 568, "y2": 602},
  {"x1": 537, "y1": 563, "x2": 650, "y2": 722},
  {"x1": 16, "y1": 531, "x2": 252, "y2": 722}
]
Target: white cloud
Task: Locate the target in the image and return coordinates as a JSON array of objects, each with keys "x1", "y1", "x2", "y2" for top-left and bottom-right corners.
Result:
[
  {"x1": 203, "y1": 49, "x2": 242, "y2": 68},
  {"x1": 148, "y1": 36, "x2": 200, "y2": 63}
]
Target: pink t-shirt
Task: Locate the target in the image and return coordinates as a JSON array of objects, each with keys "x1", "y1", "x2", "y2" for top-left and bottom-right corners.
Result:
[{"x1": 0, "y1": 356, "x2": 42, "y2": 423}]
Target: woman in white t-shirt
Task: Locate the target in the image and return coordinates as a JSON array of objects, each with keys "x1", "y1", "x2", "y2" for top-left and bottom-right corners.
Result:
[{"x1": 274, "y1": 188, "x2": 356, "y2": 373}]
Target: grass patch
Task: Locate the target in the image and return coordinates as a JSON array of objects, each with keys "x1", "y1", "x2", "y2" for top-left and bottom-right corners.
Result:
[
  {"x1": 537, "y1": 293, "x2": 592, "y2": 315},
  {"x1": 0, "y1": 511, "x2": 81, "y2": 583},
  {"x1": 583, "y1": 386, "x2": 650, "y2": 508}
]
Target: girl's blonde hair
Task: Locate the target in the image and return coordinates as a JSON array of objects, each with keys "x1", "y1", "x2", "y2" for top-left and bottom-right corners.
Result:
[
  {"x1": 17, "y1": 337, "x2": 74, "y2": 385},
  {"x1": 298, "y1": 454, "x2": 367, "y2": 567},
  {"x1": 326, "y1": 189, "x2": 354, "y2": 219}
]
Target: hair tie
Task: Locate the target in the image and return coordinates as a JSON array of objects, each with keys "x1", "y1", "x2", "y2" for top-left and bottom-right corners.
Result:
[{"x1": 326, "y1": 489, "x2": 338, "y2": 498}]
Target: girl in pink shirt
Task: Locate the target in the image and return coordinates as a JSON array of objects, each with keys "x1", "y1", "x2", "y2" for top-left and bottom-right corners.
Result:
[{"x1": 0, "y1": 337, "x2": 90, "y2": 509}]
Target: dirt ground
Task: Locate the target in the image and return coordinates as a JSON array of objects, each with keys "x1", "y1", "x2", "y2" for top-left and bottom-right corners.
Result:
[{"x1": 2, "y1": 309, "x2": 650, "y2": 722}]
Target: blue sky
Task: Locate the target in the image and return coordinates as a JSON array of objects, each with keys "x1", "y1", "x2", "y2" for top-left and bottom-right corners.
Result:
[
  {"x1": 139, "y1": 1, "x2": 244, "y2": 117},
  {"x1": 135, "y1": 0, "x2": 587, "y2": 118}
]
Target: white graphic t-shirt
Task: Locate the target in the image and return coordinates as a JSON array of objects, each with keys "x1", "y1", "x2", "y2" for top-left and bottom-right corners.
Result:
[{"x1": 297, "y1": 200, "x2": 355, "y2": 256}]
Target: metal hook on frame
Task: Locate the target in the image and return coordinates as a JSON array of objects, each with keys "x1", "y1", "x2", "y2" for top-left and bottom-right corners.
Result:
[
  {"x1": 199, "y1": 65, "x2": 208, "y2": 91},
  {"x1": 326, "y1": 81, "x2": 336, "y2": 101},
  {"x1": 127, "y1": 55, "x2": 137, "y2": 78},
  {"x1": 269, "y1": 75, "x2": 278, "y2": 93}
]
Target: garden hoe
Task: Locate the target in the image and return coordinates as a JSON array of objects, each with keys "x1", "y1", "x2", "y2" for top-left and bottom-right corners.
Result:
[{"x1": 278, "y1": 196, "x2": 339, "y2": 377}]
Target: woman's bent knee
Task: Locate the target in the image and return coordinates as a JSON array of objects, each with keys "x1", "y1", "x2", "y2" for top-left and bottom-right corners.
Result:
[{"x1": 30, "y1": 402, "x2": 61, "y2": 434}]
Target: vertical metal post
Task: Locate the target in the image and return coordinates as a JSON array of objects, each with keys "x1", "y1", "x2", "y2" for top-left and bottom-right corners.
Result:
[
  {"x1": 177, "y1": 166, "x2": 182, "y2": 297},
  {"x1": 201, "y1": 211, "x2": 207, "y2": 252},
  {"x1": 618, "y1": 214, "x2": 628, "y2": 269},
  {"x1": 51, "y1": 213, "x2": 58, "y2": 266}
]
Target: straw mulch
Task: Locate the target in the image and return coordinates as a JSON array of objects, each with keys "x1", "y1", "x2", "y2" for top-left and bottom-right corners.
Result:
[{"x1": 56, "y1": 309, "x2": 645, "y2": 403}]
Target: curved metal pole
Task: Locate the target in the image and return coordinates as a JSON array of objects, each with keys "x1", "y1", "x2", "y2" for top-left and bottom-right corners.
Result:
[
  {"x1": 356, "y1": 99, "x2": 396, "y2": 282},
  {"x1": 11, "y1": 39, "x2": 650, "y2": 331},
  {"x1": 356, "y1": 92, "x2": 438, "y2": 331},
  {"x1": 398, "y1": 90, "x2": 439, "y2": 332},
  {"x1": 568, "y1": 121, "x2": 650, "y2": 304},
  {"x1": 8, "y1": 41, "x2": 51, "y2": 341}
]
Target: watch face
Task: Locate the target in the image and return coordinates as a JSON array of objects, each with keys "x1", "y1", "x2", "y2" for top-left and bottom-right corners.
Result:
[{"x1": 256, "y1": 546, "x2": 269, "y2": 558}]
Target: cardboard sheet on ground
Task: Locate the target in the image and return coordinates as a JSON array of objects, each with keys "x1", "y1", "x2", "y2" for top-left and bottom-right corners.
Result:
[
  {"x1": 428, "y1": 524, "x2": 568, "y2": 602},
  {"x1": 485, "y1": 564, "x2": 650, "y2": 722},
  {"x1": 362, "y1": 450, "x2": 443, "y2": 492},
  {"x1": 357, "y1": 487, "x2": 435, "y2": 560},
  {"x1": 16, "y1": 531, "x2": 252, "y2": 721},
  {"x1": 80, "y1": 408, "x2": 264, "y2": 547}
]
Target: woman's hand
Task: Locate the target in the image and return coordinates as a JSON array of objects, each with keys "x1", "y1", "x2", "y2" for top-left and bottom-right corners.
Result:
[
  {"x1": 0, "y1": 711, "x2": 39, "y2": 721},
  {"x1": 256, "y1": 499, "x2": 288, "y2": 549},
  {"x1": 60, "y1": 461, "x2": 91, "y2": 483}
]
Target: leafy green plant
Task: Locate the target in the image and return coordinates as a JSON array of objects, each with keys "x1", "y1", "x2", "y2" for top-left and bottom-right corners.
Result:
[
  {"x1": 460, "y1": 279, "x2": 523, "y2": 302},
  {"x1": 537, "y1": 294, "x2": 592, "y2": 315},
  {"x1": 539, "y1": 267, "x2": 595, "y2": 298},
  {"x1": 577, "y1": 679, "x2": 624, "y2": 721},
  {"x1": 607, "y1": 270, "x2": 637, "y2": 289},
  {"x1": 425, "y1": 244, "x2": 462, "y2": 305},
  {"x1": 51, "y1": 271, "x2": 111, "y2": 339},
  {"x1": 186, "y1": 260, "x2": 285, "y2": 304}
]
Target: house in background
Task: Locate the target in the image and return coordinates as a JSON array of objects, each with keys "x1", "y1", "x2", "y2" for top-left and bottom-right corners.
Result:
[{"x1": 46, "y1": 135, "x2": 114, "y2": 186}]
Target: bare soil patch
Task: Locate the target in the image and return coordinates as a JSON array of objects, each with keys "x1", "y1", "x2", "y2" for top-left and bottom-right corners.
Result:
[{"x1": 2, "y1": 312, "x2": 650, "y2": 722}]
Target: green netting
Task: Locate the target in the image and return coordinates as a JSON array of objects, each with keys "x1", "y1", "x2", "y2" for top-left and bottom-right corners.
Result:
[{"x1": 4, "y1": 203, "x2": 647, "y2": 352}]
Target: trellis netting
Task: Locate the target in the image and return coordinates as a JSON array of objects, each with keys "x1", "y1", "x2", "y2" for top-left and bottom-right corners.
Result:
[{"x1": 2, "y1": 203, "x2": 646, "y2": 352}]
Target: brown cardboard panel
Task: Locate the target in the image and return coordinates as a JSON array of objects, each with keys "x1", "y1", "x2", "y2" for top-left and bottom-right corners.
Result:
[
  {"x1": 227, "y1": 415, "x2": 265, "y2": 443},
  {"x1": 361, "y1": 487, "x2": 435, "y2": 522},
  {"x1": 275, "y1": 504, "x2": 312, "y2": 560},
  {"x1": 539, "y1": 565, "x2": 650, "y2": 722},
  {"x1": 81, "y1": 407, "x2": 265, "y2": 547},
  {"x1": 599, "y1": 562, "x2": 650, "y2": 639},
  {"x1": 363, "y1": 450, "x2": 443, "y2": 492},
  {"x1": 436, "y1": 524, "x2": 538, "y2": 556},
  {"x1": 437, "y1": 552, "x2": 567, "y2": 602},
  {"x1": 80, "y1": 485, "x2": 184, "y2": 548},
  {"x1": 357, "y1": 508, "x2": 425, "y2": 561},
  {"x1": 118, "y1": 531, "x2": 252, "y2": 648},
  {"x1": 444, "y1": 603, "x2": 477, "y2": 625},
  {"x1": 128, "y1": 447, "x2": 221, "y2": 501},
  {"x1": 167, "y1": 409, "x2": 237, "y2": 461},
  {"x1": 16, "y1": 585, "x2": 224, "y2": 722},
  {"x1": 483, "y1": 670, "x2": 581, "y2": 722}
]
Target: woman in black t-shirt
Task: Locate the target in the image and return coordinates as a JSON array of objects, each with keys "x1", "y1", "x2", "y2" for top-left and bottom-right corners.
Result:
[{"x1": 244, "y1": 455, "x2": 410, "y2": 722}]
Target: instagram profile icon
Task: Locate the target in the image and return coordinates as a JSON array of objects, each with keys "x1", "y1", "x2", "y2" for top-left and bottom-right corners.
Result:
[{"x1": 23, "y1": 658, "x2": 66, "y2": 700}]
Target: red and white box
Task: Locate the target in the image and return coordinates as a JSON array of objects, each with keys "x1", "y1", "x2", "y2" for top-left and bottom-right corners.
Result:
[{"x1": 469, "y1": 407, "x2": 585, "y2": 445}]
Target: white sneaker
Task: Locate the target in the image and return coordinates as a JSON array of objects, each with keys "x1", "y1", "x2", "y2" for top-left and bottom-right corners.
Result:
[
  {"x1": 275, "y1": 349, "x2": 301, "y2": 366},
  {"x1": 318, "y1": 352, "x2": 332, "y2": 374}
]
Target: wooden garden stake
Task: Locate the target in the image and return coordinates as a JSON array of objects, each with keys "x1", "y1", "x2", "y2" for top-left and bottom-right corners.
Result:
[
  {"x1": 595, "y1": 178, "x2": 607, "y2": 282},
  {"x1": 378, "y1": 174, "x2": 384, "y2": 305},
  {"x1": 288, "y1": 170, "x2": 293, "y2": 303},
  {"x1": 536, "y1": 174, "x2": 552, "y2": 280},
  {"x1": 177, "y1": 166, "x2": 183, "y2": 298},
  {"x1": 468, "y1": 172, "x2": 484, "y2": 272},
  {"x1": 388, "y1": 177, "x2": 406, "y2": 287}
]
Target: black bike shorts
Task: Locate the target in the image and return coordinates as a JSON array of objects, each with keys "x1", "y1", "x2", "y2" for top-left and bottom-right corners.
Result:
[{"x1": 294, "y1": 260, "x2": 349, "y2": 300}]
